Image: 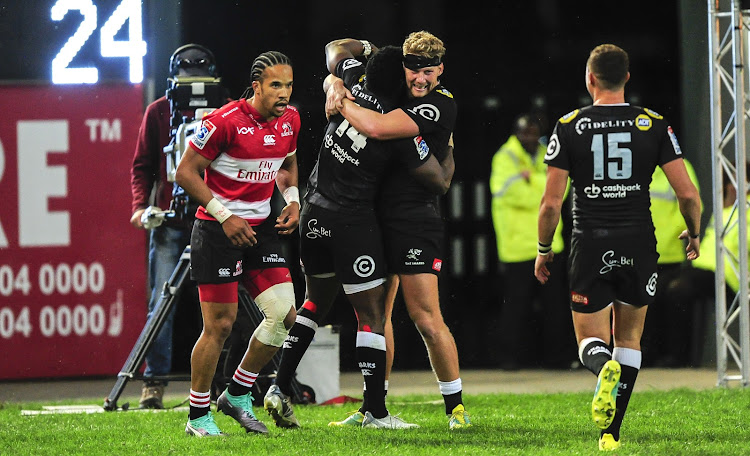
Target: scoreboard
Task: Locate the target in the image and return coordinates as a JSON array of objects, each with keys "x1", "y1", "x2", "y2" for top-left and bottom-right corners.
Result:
[{"x1": 1, "y1": 0, "x2": 146, "y2": 83}]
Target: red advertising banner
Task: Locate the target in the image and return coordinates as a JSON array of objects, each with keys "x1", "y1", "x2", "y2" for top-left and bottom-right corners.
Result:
[{"x1": 0, "y1": 84, "x2": 147, "y2": 379}]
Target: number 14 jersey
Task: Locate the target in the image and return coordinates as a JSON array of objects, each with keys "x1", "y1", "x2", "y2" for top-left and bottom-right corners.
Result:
[{"x1": 545, "y1": 104, "x2": 683, "y2": 232}]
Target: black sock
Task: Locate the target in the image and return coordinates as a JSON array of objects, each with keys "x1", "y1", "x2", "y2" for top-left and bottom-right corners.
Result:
[
  {"x1": 359, "y1": 389, "x2": 368, "y2": 414},
  {"x1": 443, "y1": 392, "x2": 463, "y2": 415},
  {"x1": 579, "y1": 338, "x2": 612, "y2": 376},
  {"x1": 356, "y1": 332, "x2": 387, "y2": 418},
  {"x1": 601, "y1": 348, "x2": 641, "y2": 440},
  {"x1": 275, "y1": 308, "x2": 318, "y2": 396}
]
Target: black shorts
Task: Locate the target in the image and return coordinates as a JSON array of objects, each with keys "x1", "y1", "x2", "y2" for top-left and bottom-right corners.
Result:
[
  {"x1": 568, "y1": 231, "x2": 659, "y2": 313},
  {"x1": 190, "y1": 217, "x2": 287, "y2": 284},
  {"x1": 299, "y1": 203, "x2": 386, "y2": 290},
  {"x1": 381, "y1": 216, "x2": 444, "y2": 275}
]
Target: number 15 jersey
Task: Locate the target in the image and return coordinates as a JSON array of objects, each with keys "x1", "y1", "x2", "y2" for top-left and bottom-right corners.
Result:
[{"x1": 545, "y1": 104, "x2": 683, "y2": 232}]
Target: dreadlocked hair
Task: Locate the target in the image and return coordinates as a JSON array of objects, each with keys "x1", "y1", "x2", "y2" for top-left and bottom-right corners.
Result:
[{"x1": 250, "y1": 51, "x2": 292, "y2": 82}]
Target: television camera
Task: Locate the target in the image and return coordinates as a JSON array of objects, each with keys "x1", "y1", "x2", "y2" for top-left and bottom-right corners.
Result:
[{"x1": 140, "y1": 75, "x2": 226, "y2": 229}]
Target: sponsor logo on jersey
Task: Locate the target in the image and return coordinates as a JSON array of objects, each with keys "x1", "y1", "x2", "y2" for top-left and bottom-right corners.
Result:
[
  {"x1": 407, "y1": 103, "x2": 441, "y2": 122},
  {"x1": 599, "y1": 250, "x2": 634, "y2": 274},
  {"x1": 584, "y1": 182, "x2": 641, "y2": 199},
  {"x1": 644, "y1": 108, "x2": 663, "y2": 119},
  {"x1": 233, "y1": 260, "x2": 243, "y2": 277},
  {"x1": 305, "y1": 218, "x2": 332, "y2": 239},
  {"x1": 584, "y1": 183, "x2": 602, "y2": 198},
  {"x1": 221, "y1": 106, "x2": 240, "y2": 118},
  {"x1": 263, "y1": 253, "x2": 286, "y2": 264},
  {"x1": 281, "y1": 121, "x2": 293, "y2": 137},
  {"x1": 436, "y1": 87, "x2": 454, "y2": 98},
  {"x1": 432, "y1": 258, "x2": 443, "y2": 271},
  {"x1": 264, "y1": 134, "x2": 276, "y2": 146},
  {"x1": 237, "y1": 168, "x2": 278, "y2": 181},
  {"x1": 342, "y1": 58, "x2": 362, "y2": 71},
  {"x1": 575, "y1": 117, "x2": 636, "y2": 135},
  {"x1": 646, "y1": 272, "x2": 658, "y2": 296},
  {"x1": 571, "y1": 291, "x2": 589, "y2": 305},
  {"x1": 413, "y1": 136, "x2": 430, "y2": 160},
  {"x1": 545, "y1": 133, "x2": 560, "y2": 160},
  {"x1": 324, "y1": 133, "x2": 361, "y2": 166},
  {"x1": 635, "y1": 114, "x2": 652, "y2": 131},
  {"x1": 353, "y1": 255, "x2": 375, "y2": 278},
  {"x1": 218, "y1": 267, "x2": 231, "y2": 277},
  {"x1": 236, "y1": 126, "x2": 255, "y2": 135},
  {"x1": 667, "y1": 126, "x2": 682, "y2": 155},
  {"x1": 192, "y1": 120, "x2": 216, "y2": 150},
  {"x1": 559, "y1": 109, "x2": 579, "y2": 123}
]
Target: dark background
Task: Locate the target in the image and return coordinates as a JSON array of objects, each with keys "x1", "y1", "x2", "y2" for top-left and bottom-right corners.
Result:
[{"x1": 0, "y1": 1, "x2": 689, "y2": 371}]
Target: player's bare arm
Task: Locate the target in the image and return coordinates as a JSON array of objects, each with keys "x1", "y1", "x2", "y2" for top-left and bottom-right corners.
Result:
[
  {"x1": 535, "y1": 165, "x2": 569, "y2": 284},
  {"x1": 409, "y1": 145, "x2": 454, "y2": 195},
  {"x1": 175, "y1": 145, "x2": 257, "y2": 246},
  {"x1": 325, "y1": 38, "x2": 378, "y2": 74},
  {"x1": 339, "y1": 100, "x2": 419, "y2": 140},
  {"x1": 275, "y1": 153, "x2": 300, "y2": 235},
  {"x1": 324, "y1": 75, "x2": 353, "y2": 119},
  {"x1": 661, "y1": 158, "x2": 702, "y2": 260}
]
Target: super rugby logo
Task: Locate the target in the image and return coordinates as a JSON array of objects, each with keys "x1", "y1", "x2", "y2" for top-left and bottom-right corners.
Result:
[
  {"x1": 545, "y1": 133, "x2": 560, "y2": 160},
  {"x1": 407, "y1": 103, "x2": 440, "y2": 122},
  {"x1": 192, "y1": 120, "x2": 216, "y2": 150},
  {"x1": 667, "y1": 126, "x2": 682, "y2": 155},
  {"x1": 413, "y1": 136, "x2": 430, "y2": 160},
  {"x1": 353, "y1": 255, "x2": 375, "y2": 278}
]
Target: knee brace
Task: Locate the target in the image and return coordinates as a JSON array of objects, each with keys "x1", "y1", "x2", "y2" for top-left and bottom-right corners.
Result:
[{"x1": 252, "y1": 282, "x2": 295, "y2": 347}]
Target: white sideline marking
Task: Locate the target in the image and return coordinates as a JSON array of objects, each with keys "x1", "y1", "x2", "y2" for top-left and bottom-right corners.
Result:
[{"x1": 21, "y1": 405, "x2": 189, "y2": 415}]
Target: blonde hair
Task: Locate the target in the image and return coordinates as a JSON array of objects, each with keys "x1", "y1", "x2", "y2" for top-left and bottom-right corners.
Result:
[{"x1": 402, "y1": 31, "x2": 446, "y2": 59}]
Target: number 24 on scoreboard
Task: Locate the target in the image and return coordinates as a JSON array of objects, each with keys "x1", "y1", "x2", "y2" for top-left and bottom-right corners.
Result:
[{"x1": 51, "y1": 0, "x2": 146, "y2": 84}]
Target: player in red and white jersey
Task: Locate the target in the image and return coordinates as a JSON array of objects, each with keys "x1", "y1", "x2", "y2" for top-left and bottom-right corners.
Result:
[
  {"x1": 176, "y1": 51, "x2": 301, "y2": 437},
  {"x1": 190, "y1": 98, "x2": 300, "y2": 225}
]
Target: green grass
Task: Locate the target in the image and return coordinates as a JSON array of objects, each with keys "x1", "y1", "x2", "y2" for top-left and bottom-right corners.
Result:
[{"x1": 2, "y1": 389, "x2": 750, "y2": 455}]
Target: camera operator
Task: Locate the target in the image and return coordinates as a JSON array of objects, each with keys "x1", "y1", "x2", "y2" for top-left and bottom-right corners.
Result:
[{"x1": 129, "y1": 44, "x2": 223, "y2": 409}]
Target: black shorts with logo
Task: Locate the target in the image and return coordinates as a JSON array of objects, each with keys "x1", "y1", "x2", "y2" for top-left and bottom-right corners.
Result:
[
  {"x1": 568, "y1": 228, "x2": 659, "y2": 313},
  {"x1": 380, "y1": 213, "x2": 444, "y2": 276},
  {"x1": 190, "y1": 217, "x2": 287, "y2": 284},
  {"x1": 299, "y1": 203, "x2": 387, "y2": 286}
]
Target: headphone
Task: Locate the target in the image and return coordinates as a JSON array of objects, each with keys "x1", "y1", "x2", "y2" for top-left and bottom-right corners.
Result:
[{"x1": 169, "y1": 43, "x2": 217, "y2": 77}]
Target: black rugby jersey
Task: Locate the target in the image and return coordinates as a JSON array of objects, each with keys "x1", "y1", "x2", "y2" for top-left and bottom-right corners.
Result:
[
  {"x1": 545, "y1": 104, "x2": 683, "y2": 232},
  {"x1": 377, "y1": 85, "x2": 457, "y2": 219},
  {"x1": 305, "y1": 58, "x2": 433, "y2": 214}
]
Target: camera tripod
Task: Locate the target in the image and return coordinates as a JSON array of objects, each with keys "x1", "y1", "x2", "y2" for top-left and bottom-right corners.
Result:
[{"x1": 102, "y1": 245, "x2": 306, "y2": 411}]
